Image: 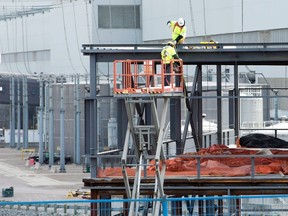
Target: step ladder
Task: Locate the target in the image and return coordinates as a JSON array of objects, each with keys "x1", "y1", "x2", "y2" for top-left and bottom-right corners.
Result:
[{"x1": 121, "y1": 97, "x2": 169, "y2": 216}]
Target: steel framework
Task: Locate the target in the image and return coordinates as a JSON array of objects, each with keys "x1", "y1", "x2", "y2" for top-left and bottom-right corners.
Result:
[{"x1": 82, "y1": 42, "x2": 288, "y2": 216}]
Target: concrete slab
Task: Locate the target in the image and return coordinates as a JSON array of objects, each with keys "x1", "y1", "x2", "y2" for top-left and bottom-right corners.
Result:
[{"x1": 0, "y1": 147, "x2": 90, "y2": 201}]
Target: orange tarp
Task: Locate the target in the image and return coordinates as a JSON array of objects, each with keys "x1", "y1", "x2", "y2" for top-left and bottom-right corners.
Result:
[{"x1": 97, "y1": 144, "x2": 288, "y2": 178}]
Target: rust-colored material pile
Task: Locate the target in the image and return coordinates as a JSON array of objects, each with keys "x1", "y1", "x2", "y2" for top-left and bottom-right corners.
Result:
[{"x1": 98, "y1": 144, "x2": 288, "y2": 178}]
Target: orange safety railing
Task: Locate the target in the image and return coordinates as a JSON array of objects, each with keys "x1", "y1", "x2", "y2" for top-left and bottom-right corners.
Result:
[{"x1": 113, "y1": 59, "x2": 183, "y2": 95}]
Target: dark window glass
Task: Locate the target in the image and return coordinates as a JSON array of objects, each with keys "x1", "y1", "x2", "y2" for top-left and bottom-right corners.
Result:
[{"x1": 98, "y1": 5, "x2": 140, "y2": 29}]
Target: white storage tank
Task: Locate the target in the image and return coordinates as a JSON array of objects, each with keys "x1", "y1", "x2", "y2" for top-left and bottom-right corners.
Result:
[{"x1": 240, "y1": 91, "x2": 263, "y2": 126}]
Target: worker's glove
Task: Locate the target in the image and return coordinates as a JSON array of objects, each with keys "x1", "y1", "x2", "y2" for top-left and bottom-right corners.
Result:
[
  {"x1": 172, "y1": 40, "x2": 177, "y2": 45},
  {"x1": 167, "y1": 21, "x2": 171, "y2": 27}
]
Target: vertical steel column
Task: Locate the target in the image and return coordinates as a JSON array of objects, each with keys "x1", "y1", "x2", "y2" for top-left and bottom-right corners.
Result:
[
  {"x1": 182, "y1": 65, "x2": 201, "y2": 152},
  {"x1": 10, "y1": 76, "x2": 15, "y2": 148},
  {"x1": 59, "y1": 78, "x2": 66, "y2": 172},
  {"x1": 75, "y1": 74, "x2": 81, "y2": 165},
  {"x1": 234, "y1": 64, "x2": 239, "y2": 141},
  {"x1": 89, "y1": 54, "x2": 97, "y2": 178},
  {"x1": 216, "y1": 65, "x2": 222, "y2": 143},
  {"x1": 39, "y1": 75, "x2": 44, "y2": 164},
  {"x1": 117, "y1": 99, "x2": 127, "y2": 150},
  {"x1": 48, "y1": 79, "x2": 54, "y2": 167},
  {"x1": 196, "y1": 65, "x2": 203, "y2": 149},
  {"x1": 17, "y1": 77, "x2": 21, "y2": 150},
  {"x1": 170, "y1": 97, "x2": 181, "y2": 155}
]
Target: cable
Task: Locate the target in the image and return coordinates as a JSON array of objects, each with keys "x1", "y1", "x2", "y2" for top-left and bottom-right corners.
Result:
[
  {"x1": 189, "y1": 0, "x2": 196, "y2": 36},
  {"x1": 241, "y1": 0, "x2": 244, "y2": 43},
  {"x1": 21, "y1": 16, "x2": 32, "y2": 75},
  {"x1": 91, "y1": 0, "x2": 100, "y2": 43},
  {"x1": 0, "y1": 21, "x2": 10, "y2": 72},
  {"x1": 24, "y1": 15, "x2": 33, "y2": 74},
  {"x1": 108, "y1": 0, "x2": 112, "y2": 43},
  {"x1": 60, "y1": 0, "x2": 77, "y2": 74},
  {"x1": 133, "y1": 0, "x2": 138, "y2": 43},
  {"x1": 85, "y1": 0, "x2": 91, "y2": 44},
  {"x1": 202, "y1": 0, "x2": 207, "y2": 41},
  {"x1": 72, "y1": 1, "x2": 88, "y2": 75},
  {"x1": 5, "y1": 20, "x2": 13, "y2": 73},
  {"x1": 20, "y1": 0, "x2": 33, "y2": 75},
  {"x1": 14, "y1": 3, "x2": 25, "y2": 75}
]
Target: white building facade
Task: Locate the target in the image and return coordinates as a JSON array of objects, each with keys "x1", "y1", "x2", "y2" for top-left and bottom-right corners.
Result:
[{"x1": 1, "y1": 0, "x2": 288, "y2": 77}]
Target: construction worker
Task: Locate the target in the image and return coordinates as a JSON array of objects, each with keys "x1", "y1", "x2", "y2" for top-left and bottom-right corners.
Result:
[
  {"x1": 161, "y1": 41, "x2": 181, "y2": 86},
  {"x1": 167, "y1": 18, "x2": 187, "y2": 45}
]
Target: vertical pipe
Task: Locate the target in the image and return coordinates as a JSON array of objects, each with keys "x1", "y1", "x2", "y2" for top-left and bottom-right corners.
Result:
[
  {"x1": 44, "y1": 82, "x2": 49, "y2": 150},
  {"x1": 22, "y1": 76, "x2": 28, "y2": 149},
  {"x1": 48, "y1": 79, "x2": 54, "y2": 167},
  {"x1": 10, "y1": 76, "x2": 15, "y2": 148},
  {"x1": 9, "y1": 77, "x2": 11, "y2": 148},
  {"x1": 198, "y1": 65, "x2": 203, "y2": 148},
  {"x1": 75, "y1": 74, "x2": 81, "y2": 165},
  {"x1": 234, "y1": 64, "x2": 239, "y2": 141},
  {"x1": 39, "y1": 75, "x2": 44, "y2": 164},
  {"x1": 25, "y1": 76, "x2": 29, "y2": 148},
  {"x1": 274, "y1": 90, "x2": 279, "y2": 121},
  {"x1": 217, "y1": 65, "x2": 222, "y2": 144},
  {"x1": 17, "y1": 77, "x2": 21, "y2": 149},
  {"x1": 22, "y1": 77, "x2": 26, "y2": 148},
  {"x1": 74, "y1": 75, "x2": 77, "y2": 161},
  {"x1": 60, "y1": 77, "x2": 66, "y2": 172}
]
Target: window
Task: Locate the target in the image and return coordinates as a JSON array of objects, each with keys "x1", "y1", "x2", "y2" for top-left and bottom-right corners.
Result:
[{"x1": 98, "y1": 5, "x2": 140, "y2": 29}]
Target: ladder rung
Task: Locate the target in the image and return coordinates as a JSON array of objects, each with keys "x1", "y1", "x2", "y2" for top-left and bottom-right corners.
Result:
[{"x1": 133, "y1": 125, "x2": 155, "y2": 129}]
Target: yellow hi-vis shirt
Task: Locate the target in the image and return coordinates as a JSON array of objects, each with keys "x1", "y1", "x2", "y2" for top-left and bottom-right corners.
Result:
[
  {"x1": 161, "y1": 45, "x2": 177, "y2": 64},
  {"x1": 170, "y1": 21, "x2": 187, "y2": 41}
]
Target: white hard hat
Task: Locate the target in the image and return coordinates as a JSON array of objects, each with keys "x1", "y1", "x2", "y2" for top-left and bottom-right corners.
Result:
[{"x1": 178, "y1": 18, "x2": 185, "y2": 27}]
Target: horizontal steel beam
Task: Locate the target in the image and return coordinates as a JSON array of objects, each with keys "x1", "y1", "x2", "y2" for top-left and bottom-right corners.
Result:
[{"x1": 82, "y1": 43, "x2": 288, "y2": 65}]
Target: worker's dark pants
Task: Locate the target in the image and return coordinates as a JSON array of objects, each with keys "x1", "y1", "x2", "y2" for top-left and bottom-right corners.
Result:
[
  {"x1": 164, "y1": 64, "x2": 171, "y2": 86},
  {"x1": 164, "y1": 63, "x2": 180, "y2": 87}
]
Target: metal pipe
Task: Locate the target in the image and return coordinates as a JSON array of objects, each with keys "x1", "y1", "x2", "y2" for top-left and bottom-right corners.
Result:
[
  {"x1": 48, "y1": 78, "x2": 54, "y2": 167},
  {"x1": 74, "y1": 76, "x2": 77, "y2": 162},
  {"x1": 22, "y1": 76, "x2": 28, "y2": 149},
  {"x1": 60, "y1": 77, "x2": 66, "y2": 172},
  {"x1": 39, "y1": 75, "x2": 44, "y2": 164},
  {"x1": 75, "y1": 74, "x2": 81, "y2": 165},
  {"x1": 10, "y1": 76, "x2": 15, "y2": 148},
  {"x1": 17, "y1": 77, "x2": 21, "y2": 150}
]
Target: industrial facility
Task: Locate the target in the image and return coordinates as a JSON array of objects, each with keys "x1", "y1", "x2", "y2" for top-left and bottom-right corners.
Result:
[{"x1": 2, "y1": 0, "x2": 288, "y2": 215}]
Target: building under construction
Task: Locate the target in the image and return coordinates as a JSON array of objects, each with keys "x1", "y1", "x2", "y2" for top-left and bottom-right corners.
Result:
[{"x1": 81, "y1": 42, "x2": 288, "y2": 216}]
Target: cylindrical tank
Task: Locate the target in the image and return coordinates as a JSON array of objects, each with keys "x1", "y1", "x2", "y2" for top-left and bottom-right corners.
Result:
[
  {"x1": 240, "y1": 94, "x2": 263, "y2": 126},
  {"x1": 107, "y1": 117, "x2": 118, "y2": 149}
]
